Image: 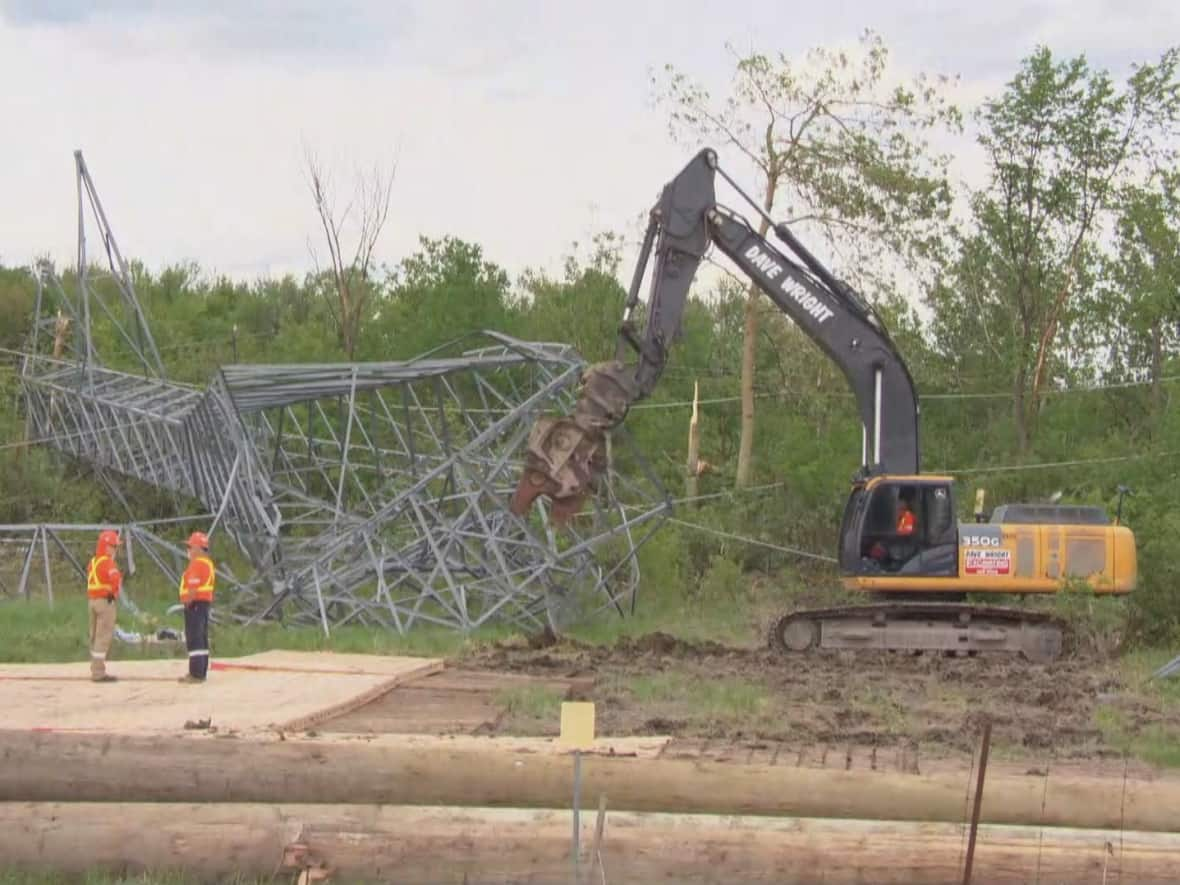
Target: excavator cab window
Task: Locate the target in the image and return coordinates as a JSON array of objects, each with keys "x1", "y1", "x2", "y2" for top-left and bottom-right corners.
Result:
[{"x1": 845, "y1": 480, "x2": 957, "y2": 577}]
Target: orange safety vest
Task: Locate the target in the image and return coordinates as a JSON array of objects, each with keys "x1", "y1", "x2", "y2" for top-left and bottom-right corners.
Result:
[
  {"x1": 87, "y1": 554, "x2": 120, "y2": 599},
  {"x1": 896, "y1": 509, "x2": 916, "y2": 536},
  {"x1": 178, "y1": 556, "x2": 216, "y2": 603}
]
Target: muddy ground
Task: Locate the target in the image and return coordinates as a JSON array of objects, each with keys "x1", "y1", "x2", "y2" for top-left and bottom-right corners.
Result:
[{"x1": 452, "y1": 632, "x2": 1180, "y2": 773}]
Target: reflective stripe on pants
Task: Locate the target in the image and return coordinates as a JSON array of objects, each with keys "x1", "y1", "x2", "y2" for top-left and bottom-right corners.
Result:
[
  {"x1": 88, "y1": 597, "x2": 116, "y2": 678},
  {"x1": 184, "y1": 601, "x2": 211, "y2": 679}
]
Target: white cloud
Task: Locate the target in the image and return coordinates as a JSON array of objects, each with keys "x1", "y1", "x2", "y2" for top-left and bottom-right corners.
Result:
[{"x1": 0, "y1": 0, "x2": 1174, "y2": 291}]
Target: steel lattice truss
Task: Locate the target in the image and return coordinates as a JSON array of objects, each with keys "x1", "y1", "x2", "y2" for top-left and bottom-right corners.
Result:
[{"x1": 6, "y1": 152, "x2": 669, "y2": 634}]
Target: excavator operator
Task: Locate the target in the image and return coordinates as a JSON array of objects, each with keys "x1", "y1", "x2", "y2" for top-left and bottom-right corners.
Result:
[{"x1": 896, "y1": 497, "x2": 916, "y2": 536}]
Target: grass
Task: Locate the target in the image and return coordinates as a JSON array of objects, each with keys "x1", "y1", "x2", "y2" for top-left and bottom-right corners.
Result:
[
  {"x1": 0, "y1": 592, "x2": 505, "y2": 665},
  {"x1": 927, "y1": 682, "x2": 971, "y2": 717},
  {"x1": 0, "y1": 590, "x2": 755, "y2": 667},
  {"x1": 559, "y1": 582, "x2": 760, "y2": 648},
  {"x1": 1119, "y1": 648, "x2": 1180, "y2": 705},
  {"x1": 561, "y1": 569, "x2": 827, "y2": 650},
  {"x1": 495, "y1": 684, "x2": 566, "y2": 719},
  {"x1": 850, "y1": 687, "x2": 910, "y2": 733},
  {"x1": 1094, "y1": 705, "x2": 1180, "y2": 768},
  {"x1": 625, "y1": 672, "x2": 770, "y2": 720},
  {"x1": 1093, "y1": 650, "x2": 1180, "y2": 768},
  {"x1": 0, "y1": 545, "x2": 830, "y2": 666},
  {"x1": 0, "y1": 559, "x2": 778, "y2": 665}
]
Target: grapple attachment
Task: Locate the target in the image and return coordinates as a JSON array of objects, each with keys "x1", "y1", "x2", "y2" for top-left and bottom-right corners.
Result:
[{"x1": 509, "y1": 360, "x2": 640, "y2": 525}]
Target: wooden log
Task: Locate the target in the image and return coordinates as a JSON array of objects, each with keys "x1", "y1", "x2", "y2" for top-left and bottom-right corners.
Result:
[
  {"x1": 1, "y1": 730, "x2": 1178, "y2": 833},
  {"x1": 1, "y1": 803, "x2": 1176, "y2": 884}
]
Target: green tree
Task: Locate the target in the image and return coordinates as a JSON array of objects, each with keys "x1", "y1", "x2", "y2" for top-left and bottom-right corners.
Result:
[
  {"x1": 930, "y1": 46, "x2": 1180, "y2": 452},
  {"x1": 653, "y1": 29, "x2": 959, "y2": 486},
  {"x1": 374, "y1": 236, "x2": 512, "y2": 359},
  {"x1": 1103, "y1": 178, "x2": 1180, "y2": 421},
  {"x1": 516, "y1": 233, "x2": 629, "y2": 363},
  {"x1": 0, "y1": 266, "x2": 37, "y2": 352}
]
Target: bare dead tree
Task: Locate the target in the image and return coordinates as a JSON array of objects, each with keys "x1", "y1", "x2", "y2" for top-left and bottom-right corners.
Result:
[{"x1": 303, "y1": 146, "x2": 395, "y2": 360}]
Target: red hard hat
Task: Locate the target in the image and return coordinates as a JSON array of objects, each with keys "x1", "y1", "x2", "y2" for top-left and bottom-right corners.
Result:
[
  {"x1": 187, "y1": 531, "x2": 209, "y2": 550},
  {"x1": 98, "y1": 529, "x2": 121, "y2": 548}
]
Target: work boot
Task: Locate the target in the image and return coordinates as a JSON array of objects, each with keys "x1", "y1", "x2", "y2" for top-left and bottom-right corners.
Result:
[
  {"x1": 91, "y1": 674, "x2": 118, "y2": 683},
  {"x1": 178, "y1": 675, "x2": 205, "y2": 684}
]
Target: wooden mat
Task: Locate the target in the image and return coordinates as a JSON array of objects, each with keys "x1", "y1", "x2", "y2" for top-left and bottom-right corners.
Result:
[{"x1": 0, "y1": 651, "x2": 442, "y2": 733}]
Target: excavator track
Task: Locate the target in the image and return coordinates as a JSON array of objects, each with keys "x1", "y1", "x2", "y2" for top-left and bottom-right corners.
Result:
[{"x1": 768, "y1": 603, "x2": 1067, "y2": 664}]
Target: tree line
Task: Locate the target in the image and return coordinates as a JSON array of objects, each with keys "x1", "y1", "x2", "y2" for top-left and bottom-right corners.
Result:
[{"x1": 1, "y1": 34, "x2": 1178, "y2": 644}]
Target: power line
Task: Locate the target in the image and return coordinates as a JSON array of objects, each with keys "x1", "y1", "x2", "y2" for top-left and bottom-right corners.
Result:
[
  {"x1": 937, "y1": 450, "x2": 1178, "y2": 476},
  {"x1": 664, "y1": 516, "x2": 838, "y2": 563},
  {"x1": 628, "y1": 374, "x2": 1180, "y2": 411},
  {"x1": 632, "y1": 452, "x2": 1175, "y2": 564},
  {"x1": 667, "y1": 481, "x2": 787, "y2": 506}
]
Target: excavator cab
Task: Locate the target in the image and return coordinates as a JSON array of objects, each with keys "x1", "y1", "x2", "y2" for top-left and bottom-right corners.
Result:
[{"x1": 839, "y1": 476, "x2": 959, "y2": 578}]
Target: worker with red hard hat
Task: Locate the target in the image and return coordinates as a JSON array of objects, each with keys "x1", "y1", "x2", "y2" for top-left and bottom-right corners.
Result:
[
  {"x1": 86, "y1": 529, "x2": 123, "y2": 682},
  {"x1": 178, "y1": 530, "x2": 216, "y2": 684}
]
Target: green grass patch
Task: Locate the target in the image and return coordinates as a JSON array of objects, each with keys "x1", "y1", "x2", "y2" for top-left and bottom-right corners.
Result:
[
  {"x1": 563, "y1": 567, "x2": 825, "y2": 650},
  {"x1": 0, "y1": 559, "x2": 850, "y2": 667},
  {"x1": 565, "y1": 598, "x2": 753, "y2": 648},
  {"x1": 625, "y1": 672, "x2": 769, "y2": 720},
  {"x1": 927, "y1": 683, "x2": 971, "y2": 716},
  {"x1": 0, "y1": 596, "x2": 503, "y2": 665},
  {"x1": 850, "y1": 687, "x2": 910, "y2": 733},
  {"x1": 1119, "y1": 648, "x2": 1180, "y2": 706},
  {"x1": 495, "y1": 684, "x2": 566, "y2": 719},
  {"x1": 1094, "y1": 705, "x2": 1180, "y2": 768}
]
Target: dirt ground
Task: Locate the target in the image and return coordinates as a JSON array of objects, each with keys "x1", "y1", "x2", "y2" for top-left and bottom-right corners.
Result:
[{"x1": 442, "y1": 632, "x2": 1180, "y2": 776}]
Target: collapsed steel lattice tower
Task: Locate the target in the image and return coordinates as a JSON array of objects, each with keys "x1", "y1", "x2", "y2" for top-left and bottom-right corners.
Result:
[{"x1": 9, "y1": 151, "x2": 669, "y2": 633}]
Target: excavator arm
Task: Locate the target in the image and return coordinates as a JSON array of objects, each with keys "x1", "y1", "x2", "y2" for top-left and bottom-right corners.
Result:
[{"x1": 510, "y1": 148, "x2": 921, "y2": 522}]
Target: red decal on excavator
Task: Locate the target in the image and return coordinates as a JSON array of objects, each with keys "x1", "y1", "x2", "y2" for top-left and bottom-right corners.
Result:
[{"x1": 965, "y1": 548, "x2": 1011, "y2": 576}]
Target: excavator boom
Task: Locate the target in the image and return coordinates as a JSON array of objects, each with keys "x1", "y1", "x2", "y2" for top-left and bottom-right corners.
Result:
[{"x1": 511, "y1": 147, "x2": 919, "y2": 519}]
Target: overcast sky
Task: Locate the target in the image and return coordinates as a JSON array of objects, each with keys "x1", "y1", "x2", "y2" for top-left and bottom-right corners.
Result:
[{"x1": 1, "y1": 0, "x2": 1176, "y2": 288}]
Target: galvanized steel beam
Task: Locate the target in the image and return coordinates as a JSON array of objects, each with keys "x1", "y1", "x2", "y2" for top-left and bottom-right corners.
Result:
[{"x1": 5, "y1": 152, "x2": 669, "y2": 635}]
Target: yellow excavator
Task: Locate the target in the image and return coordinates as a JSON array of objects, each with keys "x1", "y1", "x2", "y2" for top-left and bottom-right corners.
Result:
[{"x1": 511, "y1": 148, "x2": 1137, "y2": 663}]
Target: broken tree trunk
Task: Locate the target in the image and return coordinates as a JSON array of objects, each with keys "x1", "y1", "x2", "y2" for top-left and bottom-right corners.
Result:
[
  {"x1": 1, "y1": 803, "x2": 1175, "y2": 884},
  {"x1": 685, "y1": 380, "x2": 701, "y2": 501},
  {"x1": 1, "y1": 730, "x2": 1178, "y2": 833}
]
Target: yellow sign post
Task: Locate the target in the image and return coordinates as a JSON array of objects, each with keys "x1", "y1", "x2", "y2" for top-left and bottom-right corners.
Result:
[
  {"x1": 559, "y1": 701, "x2": 595, "y2": 750},
  {"x1": 560, "y1": 701, "x2": 595, "y2": 882}
]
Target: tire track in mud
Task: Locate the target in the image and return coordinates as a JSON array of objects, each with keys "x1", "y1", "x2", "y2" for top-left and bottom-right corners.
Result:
[{"x1": 462, "y1": 631, "x2": 1179, "y2": 766}]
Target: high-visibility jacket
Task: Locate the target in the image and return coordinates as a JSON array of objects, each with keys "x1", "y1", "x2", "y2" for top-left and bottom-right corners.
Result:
[
  {"x1": 179, "y1": 556, "x2": 216, "y2": 603},
  {"x1": 896, "y1": 509, "x2": 916, "y2": 536},
  {"x1": 86, "y1": 554, "x2": 121, "y2": 599}
]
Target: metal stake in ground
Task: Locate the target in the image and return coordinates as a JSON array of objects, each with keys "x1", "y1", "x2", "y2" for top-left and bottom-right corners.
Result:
[
  {"x1": 962, "y1": 718, "x2": 993, "y2": 885},
  {"x1": 586, "y1": 793, "x2": 608, "y2": 885},
  {"x1": 572, "y1": 749, "x2": 582, "y2": 883},
  {"x1": 560, "y1": 702, "x2": 596, "y2": 885}
]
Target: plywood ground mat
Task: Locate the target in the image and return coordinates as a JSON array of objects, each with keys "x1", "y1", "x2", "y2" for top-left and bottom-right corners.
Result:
[
  {"x1": 0, "y1": 651, "x2": 443, "y2": 733},
  {"x1": 324, "y1": 668, "x2": 595, "y2": 735}
]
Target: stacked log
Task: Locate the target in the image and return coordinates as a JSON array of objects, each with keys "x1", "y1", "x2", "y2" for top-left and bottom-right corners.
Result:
[
  {"x1": 1, "y1": 803, "x2": 1176, "y2": 883},
  {"x1": 3, "y1": 730, "x2": 1179, "y2": 882},
  {"x1": 2, "y1": 730, "x2": 1176, "y2": 832}
]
